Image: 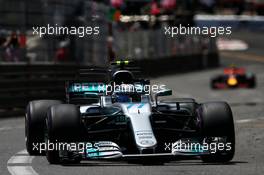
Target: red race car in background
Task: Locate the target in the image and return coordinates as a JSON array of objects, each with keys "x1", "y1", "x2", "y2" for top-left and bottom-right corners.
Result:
[{"x1": 211, "y1": 67, "x2": 256, "y2": 89}]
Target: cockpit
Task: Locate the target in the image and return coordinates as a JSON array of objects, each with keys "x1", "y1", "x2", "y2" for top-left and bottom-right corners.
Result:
[{"x1": 113, "y1": 84, "x2": 144, "y2": 103}]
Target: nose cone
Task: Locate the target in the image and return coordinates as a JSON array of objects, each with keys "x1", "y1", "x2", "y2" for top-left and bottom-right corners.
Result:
[{"x1": 121, "y1": 103, "x2": 157, "y2": 150}]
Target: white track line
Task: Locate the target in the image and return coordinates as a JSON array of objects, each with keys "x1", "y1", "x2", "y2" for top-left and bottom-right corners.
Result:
[
  {"x1": 0, "y1": 127, "x2": 12, "y2": 131},
  {"x1": 7, "y1": 149, "x2": 38, "y2": 175},
  {"x1": 235, "y1": 117, "x2": 264, "y2": 124},
  {"x1": 7, "y1": 166, "x2": 38, "y2": 175},
  {"x1": 236, "y1": 119, "x2": 254, "y2": 124},
  {"x1": 8, "y1": 156, "x2": 34, "y2": 164},
  {"x1": 0, "y1": 126, "x2": 24, "y2": 131},
  {"x1": 17, "y1": 150, "x2": 29, "y2": 155}
]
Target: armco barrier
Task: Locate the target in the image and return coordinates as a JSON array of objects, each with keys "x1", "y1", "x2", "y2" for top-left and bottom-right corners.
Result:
[
  {"x1": 0, "y1": 63, "x2": 97, "y2": 117},
  {"x1": 0, "y1": 53, "x2": 218, "y2": 117},
  {"x1": 134, "y1": 53, "x2": 219, "y2": 77}
]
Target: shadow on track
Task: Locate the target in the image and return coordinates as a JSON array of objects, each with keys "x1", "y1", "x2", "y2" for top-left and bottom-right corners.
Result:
[{"x1": 61, "y1": 160, "x2": 248, "y2": 167}]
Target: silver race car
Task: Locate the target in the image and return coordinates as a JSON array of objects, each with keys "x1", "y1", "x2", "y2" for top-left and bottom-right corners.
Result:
[{"x1": 25, "y1": 61, "x2": 235, "y2": 164}]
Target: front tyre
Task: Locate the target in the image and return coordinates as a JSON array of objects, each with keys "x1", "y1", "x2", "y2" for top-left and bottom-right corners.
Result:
[
  {"x1": 199, "y1": 102, "x2": 235, "y2": 163},
  {"x1": 45, "y1": 104, "x2": 82, "y2": 164},
  {"x1": 25, "y1": 100, "x2": 62, "y2": 155}
]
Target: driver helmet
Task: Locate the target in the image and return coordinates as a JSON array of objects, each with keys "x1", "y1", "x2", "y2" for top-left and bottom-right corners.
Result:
[{"x1": 114, "y1": 84, "x2": 134, "y2": 102}]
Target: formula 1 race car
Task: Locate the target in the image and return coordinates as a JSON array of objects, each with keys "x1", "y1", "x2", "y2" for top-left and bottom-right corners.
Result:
[
  {"x1": 25, "y1": 61, "x2": 235, "y2": 164},
  {"x1": 211, "y1": 66, "x2": 256, "y2": 89}
]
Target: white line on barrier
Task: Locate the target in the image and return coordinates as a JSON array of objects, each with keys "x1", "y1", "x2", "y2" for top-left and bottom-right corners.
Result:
[
  {"x1": 195, "y1": 14, "x2": 264, "y2": 22},
  {"x1": 7, "y1": 149, "x2": 38, "y2": 175}
]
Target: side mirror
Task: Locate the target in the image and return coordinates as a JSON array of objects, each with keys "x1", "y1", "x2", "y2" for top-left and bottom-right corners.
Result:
[
  {"x1": 155, "y1": 89, "x2": 172, "y2": 106},
  {"x1": 156, "y1": 89, "x2": 172, "y2": 97},
  {"x1": 100, "y1": 96, "x2": 112, "y2": 107}
]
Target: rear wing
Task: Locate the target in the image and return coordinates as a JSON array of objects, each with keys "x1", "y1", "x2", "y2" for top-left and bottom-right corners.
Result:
[
  {"x1": 76, "y1": 68, "x2": 110, "y2": 82},
  {"x1": 224, "y1": 67, "x2": 245, "y2": 75}
]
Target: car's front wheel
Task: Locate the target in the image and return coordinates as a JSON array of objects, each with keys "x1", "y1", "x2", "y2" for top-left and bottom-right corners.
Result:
[
  {"x1": 199, "y1": 102, "x2": 235, "y2": 163},
  {"x1": 25, "y1": 100, "x2": 62, "y2": 155},
  {"x1": 45, "y1": 104, "x2": 83, "y2": 164}
]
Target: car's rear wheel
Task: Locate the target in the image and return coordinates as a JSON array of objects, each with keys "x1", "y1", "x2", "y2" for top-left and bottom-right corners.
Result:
[
  {"x1": 45, "y1": 104, "x2": 83, "y2": 164},
  {"x1": 210, "y1": 80, "x2": 217, "y2": 89},
  {"x1": 25, "y1": 100, "x2": 62, "y2": 155},
  {"x1": 199, "y1": 102, "x2": 235, "y2": 163},
  {"x1": 248, "y1": 76, "x2": 256, "y2": 88}
]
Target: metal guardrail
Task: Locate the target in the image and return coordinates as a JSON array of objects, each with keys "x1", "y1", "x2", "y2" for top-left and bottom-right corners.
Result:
[{"x1": 0, "y1": 64, "x2": 106, "y2": 117}]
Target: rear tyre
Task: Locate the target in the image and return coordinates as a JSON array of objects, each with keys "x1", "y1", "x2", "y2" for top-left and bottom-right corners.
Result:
[
  {"x1": 210, "y1": 81, "x2": 218, "y2": 89},
  {"x1": 25, "y1": 100, "x2": 62, "y2": 155},
  {"x1": 248, "y1": 76, "x2": 256, "y2": 88},
  {"x1": 210, "y1": 78, "x2": 218, "y2": 89},
  {"x1": 199, "y1": 102, "x2": 235, "y2": 163},
  {"x1": 45, "y1": 104, "x2": 82, "y2": 164}
]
